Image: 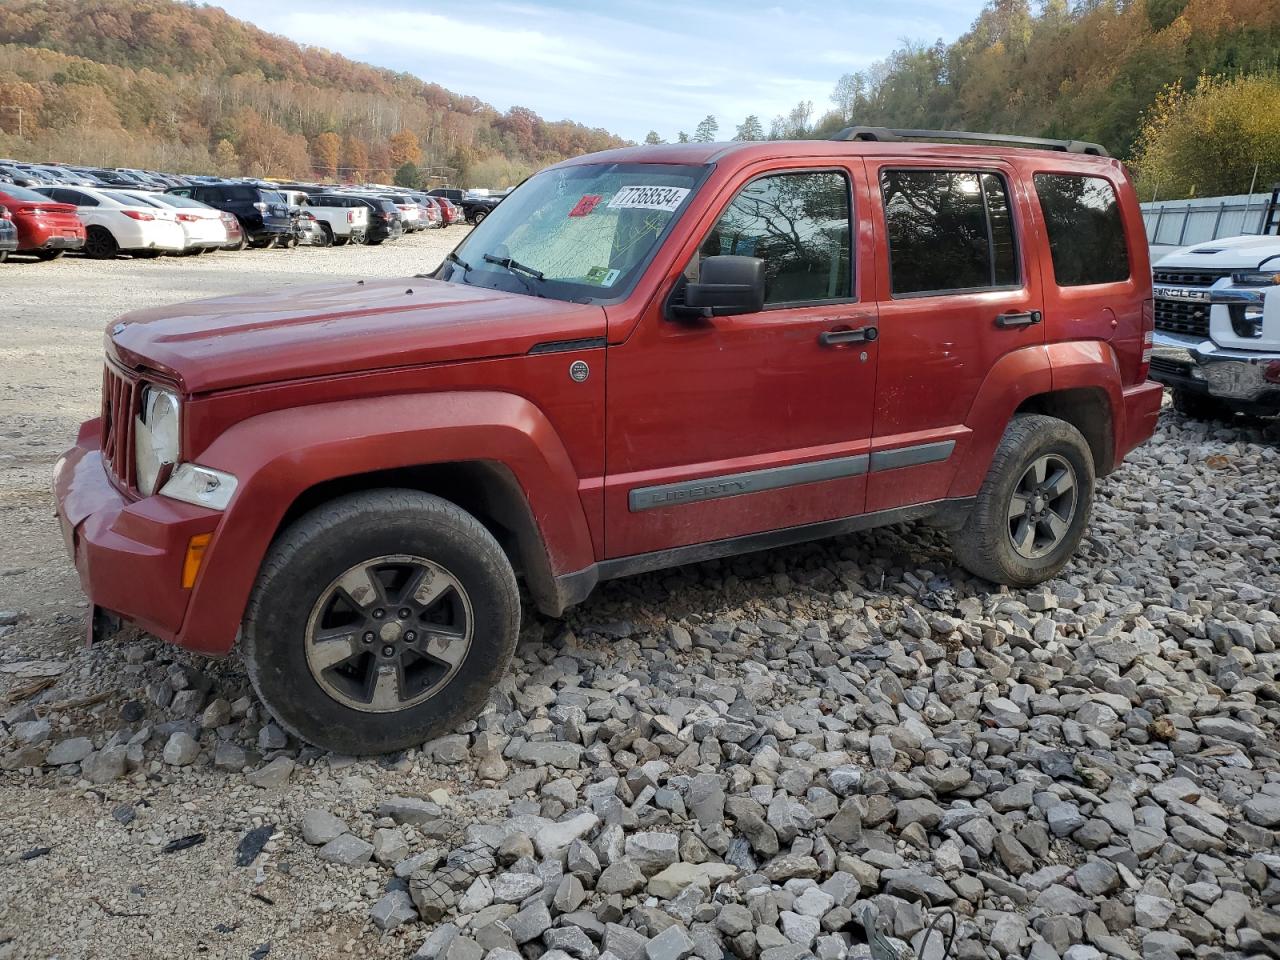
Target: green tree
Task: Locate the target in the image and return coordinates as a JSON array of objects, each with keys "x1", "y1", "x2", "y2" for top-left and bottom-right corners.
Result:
[
  {"x1": 643, "y1": 130, "x2": 663, "y2": 144},
  {"x1": 676, "y1": 131, "x2": 690, "y2": 143},
  {"x1": 734, "y1": 115, "x2": 764, "y2": 140},
  {"x1": 693, "y1": 115, "x2": 719, "y2": 142},
  {"x1": 394, "y1": 161, "x2": 421, "y2": 188}
]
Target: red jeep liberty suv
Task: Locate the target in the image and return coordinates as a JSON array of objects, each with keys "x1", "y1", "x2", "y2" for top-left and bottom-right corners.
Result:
[{"x1": 54, "y1": 128, "x2": 1163, "y2": 754}]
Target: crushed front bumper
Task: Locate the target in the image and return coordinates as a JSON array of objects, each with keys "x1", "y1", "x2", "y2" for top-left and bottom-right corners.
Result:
[
  {"x1": 1150, "y1": 331, "x2": 1280, "y2": 411},
  {"x1": 53, "y1": 419, "x2": 222, "y2": 645}
]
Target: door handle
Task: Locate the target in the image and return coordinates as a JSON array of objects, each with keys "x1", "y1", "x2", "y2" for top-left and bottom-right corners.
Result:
[
  {"x1": 995, "y1": 310, "x2": 1042, "y2": 328},
  {"x1": 819, "y1": 325, "x2": 879, "y2": 346}
]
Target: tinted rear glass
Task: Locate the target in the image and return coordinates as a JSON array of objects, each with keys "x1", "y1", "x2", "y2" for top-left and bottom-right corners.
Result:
[
  {"x1": 223, "y1": 186, "x2": 259, "y2": 202},
  {"x1": 101, "y1": 190, "x2": 145, "y2": 206},
  {"x1": 880, "y1": 169, "x2": 1020, "y2": 296},
  {"x1": 1033, "y1": 174, "x2": 1130, "y2": 286},
  {"x1": 0, "y1": 184, "x2": 54, "y2": 203}
]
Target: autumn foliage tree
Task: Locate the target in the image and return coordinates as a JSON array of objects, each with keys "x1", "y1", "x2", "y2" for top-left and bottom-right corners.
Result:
[
  {"x1": 387, "y1": 129, "x2": 421, "y2": 168},
  {"x1": 310, "y1": 131, "x2": 341, "y2": 178},
  {"x1": 1133, "y1": 73, "x2": 1280, "y2": 198}
]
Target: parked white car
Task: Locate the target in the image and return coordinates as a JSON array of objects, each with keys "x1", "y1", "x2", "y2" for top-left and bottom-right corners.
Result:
[
  {"x1": 33, "y1": 185, "x2": 185, "y2": 259},
  {"x1": 1150, "y1": 233, "x2": 1280, "y2": 419},
  {"x1": 374, "y1": 193, "x2": 423, "y2": 232},
  {"x1": 120, "y1": 190, "x2": 228, "y2": 254},
  {"x1": 296, "y1": 192, "x2": 369, "y2": 245}
]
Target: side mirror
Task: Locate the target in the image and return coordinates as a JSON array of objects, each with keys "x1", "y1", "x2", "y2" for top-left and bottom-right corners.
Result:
[{"x1": 684, "y1": 255, "x2": 765, "y2": 317}]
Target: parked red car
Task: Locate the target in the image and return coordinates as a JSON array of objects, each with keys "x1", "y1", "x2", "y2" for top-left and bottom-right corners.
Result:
[
  {"x1": 55, "y1": 128, "x2": 1161, "y2": 754},
  {"x1": 0, "y1": 184, "x2": 85, "y2": 259},
  {"x1": 437, "y1": 197, "x2": 462, "y2": 226}
]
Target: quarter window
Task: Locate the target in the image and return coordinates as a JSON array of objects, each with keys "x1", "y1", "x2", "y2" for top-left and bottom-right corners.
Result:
[
  {"x1": 1033, "y1": 174, "x2": 1130, "y2": 286},
  {"x1": 880, "y1": 169, "x2": 1019, "y2": 296},
  {"x1": 695, "y1": 171, "x2": 852, "y2": 305}
]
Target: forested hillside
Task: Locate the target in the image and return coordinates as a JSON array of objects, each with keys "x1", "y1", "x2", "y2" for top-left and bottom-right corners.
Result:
[
  {"x1": 654, "y1": 0, "x2": 1280, "y2": 198},
  {"x1": 0, "y1": 0, "x2": 627, "y2": 186},
  {"x1": 819, "y1": 0, "x2": 1280, "y2": 195}
]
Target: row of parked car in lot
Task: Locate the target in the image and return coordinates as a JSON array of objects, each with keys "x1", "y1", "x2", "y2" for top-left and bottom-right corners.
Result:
[{"x1": 0, "y1": 160, "x2": 495, "y2": 263}]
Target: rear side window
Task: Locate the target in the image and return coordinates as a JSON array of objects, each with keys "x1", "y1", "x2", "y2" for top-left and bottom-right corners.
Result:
[
  {"x1": 1033, "y1": 174, "x2": 1130, "y2": 286},
  {"x1": 223, "y1": 186, "x2": 259, "y2": 202},
  {"x1": 880, "y1": 169, "x2": 1019, "y2": 296}
]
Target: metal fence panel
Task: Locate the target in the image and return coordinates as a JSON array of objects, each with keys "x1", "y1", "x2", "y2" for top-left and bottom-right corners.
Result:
[{"x1": 1141, "y1": 193, "x2": 1272, "y2": 247}]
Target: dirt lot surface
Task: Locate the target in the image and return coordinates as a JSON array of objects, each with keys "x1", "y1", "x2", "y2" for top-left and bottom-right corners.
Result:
[{"x1": 1, "y1": 233, "x2": 1278, "y2": 960}]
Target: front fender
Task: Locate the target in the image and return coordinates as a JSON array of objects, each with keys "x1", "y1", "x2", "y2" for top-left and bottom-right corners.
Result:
[{"x1": 178, "y1": 390, "x2": 593, "y2": 654}]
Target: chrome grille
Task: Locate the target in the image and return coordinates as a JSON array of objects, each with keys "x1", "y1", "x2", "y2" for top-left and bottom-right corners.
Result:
[
  {"x1": 1153, "y1": 299, "x2": 1209, "y2": 338},
  {"x1": 101, "y1": 363, "x2": 138, "y2": 489}
]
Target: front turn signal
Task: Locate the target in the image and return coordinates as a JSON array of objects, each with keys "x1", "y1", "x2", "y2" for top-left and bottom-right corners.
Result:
[{"x1": 183, "y1": 533, "x2": 212, "y2": 589}]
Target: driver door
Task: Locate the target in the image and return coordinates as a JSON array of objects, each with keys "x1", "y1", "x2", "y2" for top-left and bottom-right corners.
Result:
[{"x1": 603, "y1": 163, "x2": 880, "y2": 558}]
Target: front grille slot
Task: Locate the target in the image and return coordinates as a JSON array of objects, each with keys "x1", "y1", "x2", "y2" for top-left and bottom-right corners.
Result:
[
  {"x1": 1149, "y1": 356, "x2": 1191, "y2": 379},
  {"x1": 1153, "y1": 298, "x2": 1209, "y2": 338},
  {"x1": 1153, "y1": 268, "x2": 1233, "y2": 287},
  {"x1": 101, "y1": 364, "x2": 138, "y2": 489}
]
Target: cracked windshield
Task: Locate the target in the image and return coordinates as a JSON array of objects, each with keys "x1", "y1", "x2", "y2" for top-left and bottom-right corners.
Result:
[{"x1": 444, "y1": 162, "x2": 704, "y2": 301}]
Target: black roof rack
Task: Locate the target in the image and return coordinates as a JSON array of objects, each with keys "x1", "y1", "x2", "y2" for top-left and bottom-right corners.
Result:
[{"x1": 831, "y1": 126, "x2": 1109, "y2": 157}]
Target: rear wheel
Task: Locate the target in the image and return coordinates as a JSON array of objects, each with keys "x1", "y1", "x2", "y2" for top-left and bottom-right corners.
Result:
[
  {"x1": 949, "y1": 414, "x2": 1095, "y2": 586},
  {"x1": 85, "y1": 226, "x2": 118, "y2": 260},
  {"x1": 317, "y1": 224, "x2": 334, "y2": 247},
  {"x1": 0, "y1": 250, "x2": 7, "y2": 263},
  {"x1": 242, "y1": 489, "x2": 520, "y2": 755},
  {"x1": 471, "y1": 210, "x2": 487, "y2": 225},
  {"x1": 1171, "y1": 388, "x2": 1232, "y2": 421}
]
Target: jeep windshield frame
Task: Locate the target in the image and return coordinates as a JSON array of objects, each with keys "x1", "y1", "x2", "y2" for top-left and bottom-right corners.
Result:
[{"x1": 437, "y1": 161, "x2": 710, "y2": 304}]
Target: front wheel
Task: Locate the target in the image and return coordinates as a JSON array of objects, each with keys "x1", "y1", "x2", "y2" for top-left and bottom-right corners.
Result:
[
  {"x1": 241, "y1": 489, "x2": 520, "y2": 755},
  {"x1": 949, "y1": 414, "x2": 1095, "y2": 586},
  {"x1": 471, "y1": 210, "x2": 487, "y2": 225}
]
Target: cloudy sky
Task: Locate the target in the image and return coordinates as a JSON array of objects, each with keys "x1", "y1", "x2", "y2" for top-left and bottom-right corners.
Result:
[{"x1": 214, "y1": 0, "x2": 986, "y2": 142}]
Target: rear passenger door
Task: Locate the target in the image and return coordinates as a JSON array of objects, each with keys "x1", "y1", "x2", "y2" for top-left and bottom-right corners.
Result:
[{"x1": 866, "y1": 160, "x2": 1045, "y2": 512}]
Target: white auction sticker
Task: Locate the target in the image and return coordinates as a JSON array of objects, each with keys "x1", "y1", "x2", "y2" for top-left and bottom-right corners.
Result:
[{"x1": 607, "y1": 185, "x2": 691, "y2": 212}]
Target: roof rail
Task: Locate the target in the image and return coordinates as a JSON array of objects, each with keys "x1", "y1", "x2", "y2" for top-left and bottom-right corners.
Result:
[{"x1": 831, "y1": 126, "x2": 1109, "y2": 157}]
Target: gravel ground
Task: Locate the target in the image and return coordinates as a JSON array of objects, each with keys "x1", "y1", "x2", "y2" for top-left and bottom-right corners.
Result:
[{"x1": 1, "y1": 235, "x2": 1278, "y2": 960}]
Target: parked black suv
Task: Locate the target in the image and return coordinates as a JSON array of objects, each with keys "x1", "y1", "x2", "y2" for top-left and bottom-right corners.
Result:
[
  {"x1": 347, "y1": 195, "x2": 404, "y2": 245},
  {"x1": 166, "y1": 181, "x2": 293, "y2": 247}
]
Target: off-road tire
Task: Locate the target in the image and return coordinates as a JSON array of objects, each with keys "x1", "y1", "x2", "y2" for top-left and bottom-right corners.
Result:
[
  {"x1": 241, "y1": 489, "x2": 520, "y2": 755},
  {"x1": 949, "y1": 414, "x2": 1095, "y2": 586},
  {"x1": 1171, "y1": 388, "x2": 1232, "y2": 421}
]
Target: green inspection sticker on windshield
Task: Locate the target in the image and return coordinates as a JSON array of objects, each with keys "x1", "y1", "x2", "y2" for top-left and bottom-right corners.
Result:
[{"x1": 584, "y1": 266, "x2": 622, "y2": 287}]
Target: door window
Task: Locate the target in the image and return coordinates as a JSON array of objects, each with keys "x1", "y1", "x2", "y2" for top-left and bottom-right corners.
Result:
[
  {"x1": 880, "y1": 170, "x2": 1019, "y2": 296},
  {"x1": 1033, "y1": 174, "x2": 1130, "y2": 286},
  {"x1": 692, "y1": 171, "x2": 852, "y2": 306}
]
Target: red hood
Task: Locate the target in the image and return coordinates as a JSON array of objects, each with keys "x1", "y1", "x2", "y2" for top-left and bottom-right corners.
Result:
[{"x1": 107, "y1": 276, "x2": 606, "y2": 393}]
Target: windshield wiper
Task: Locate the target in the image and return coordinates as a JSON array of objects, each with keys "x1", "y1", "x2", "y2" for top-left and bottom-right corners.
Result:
[
  {"x1": 445, "y1": 251, "x2": 473, "y2": 274},
  {"x1": 483, "y1": 253, "x2": 545, "y2": 282}
]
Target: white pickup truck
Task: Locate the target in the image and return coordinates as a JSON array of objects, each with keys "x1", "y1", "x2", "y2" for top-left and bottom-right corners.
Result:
[
  {"x1": 1150, "y1": 231, "x2": 1280, "y2": 419},
  {"x1": 289, "y1": 191, "x2": 368, "y2": 245}
]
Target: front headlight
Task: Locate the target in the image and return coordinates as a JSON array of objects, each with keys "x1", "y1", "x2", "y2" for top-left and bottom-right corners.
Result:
[
  {"x1": 1231, "y1": 271, "x2": 1280, "y2": 286},
  {"x1": 135, "y1": 385, "x2": 180, "y2": 495}
]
